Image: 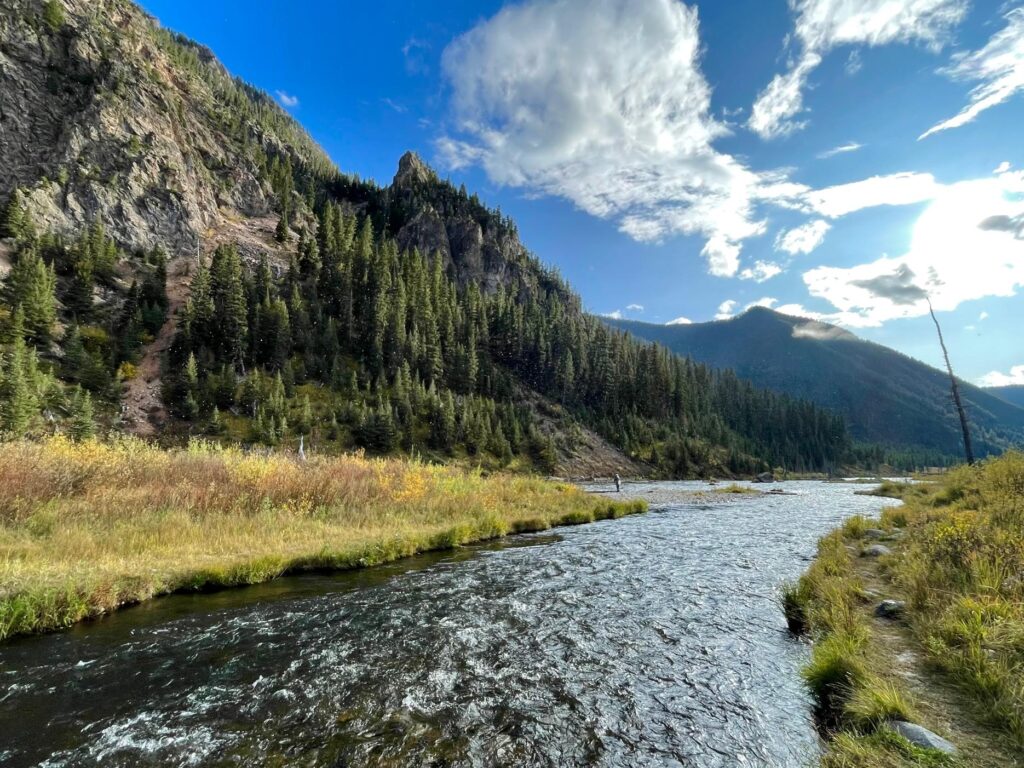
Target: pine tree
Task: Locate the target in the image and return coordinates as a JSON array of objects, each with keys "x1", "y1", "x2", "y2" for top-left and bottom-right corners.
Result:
[
  {"x1": 1, "y1": 190, "x2": 31, "y2": 240},
  {"x1": 69, "y1": 386, "x2": 95, "y2": 441},
  {"x1": 5, "y1": 245, "x2": 57, "y2": 346},
  {"x1": 0, "y1": 311, "x2": 39, "y2": 436}
]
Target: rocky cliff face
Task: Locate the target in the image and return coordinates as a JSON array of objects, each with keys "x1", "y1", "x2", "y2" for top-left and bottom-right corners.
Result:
[{"x1": 0, "y1": 0, "x2": 327, "y2": 256}]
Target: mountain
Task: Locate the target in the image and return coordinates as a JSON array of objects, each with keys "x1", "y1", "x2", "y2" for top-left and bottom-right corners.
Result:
[
  {"x1": 0, "y1": 0, "x2": 851, "y2": 478},
  {"x1": 606, "y1": 309, "x2": 1024, "y2": 461},
  {"x1": 988, "y1": 386, "x2": 1024, "y2": 410}
]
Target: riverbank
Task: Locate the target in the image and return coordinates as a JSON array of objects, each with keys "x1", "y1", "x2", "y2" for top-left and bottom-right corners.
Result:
[
  {"x1": 0, "y1": 437, "x2": 645, "y2": 641},
  {"x1": 786, "y1": 452, "x2": 1024, "y2": 767}
]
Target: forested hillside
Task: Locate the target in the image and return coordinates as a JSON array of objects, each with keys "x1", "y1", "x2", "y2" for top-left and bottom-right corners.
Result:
[
  {"x1": 989, "y1": 385, "x2": 1024, "y2": 410},
  {"x1": 0, "y1": 0, "x2": 851, "y2": 477},
  {"x1": 608, "y1": 309, "x2": 1024, "y2": 464}
]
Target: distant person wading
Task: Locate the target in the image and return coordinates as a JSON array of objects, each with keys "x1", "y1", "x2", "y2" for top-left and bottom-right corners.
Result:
[{"x1": 614, "y1": 474, "x2": 621, "y2": 493}]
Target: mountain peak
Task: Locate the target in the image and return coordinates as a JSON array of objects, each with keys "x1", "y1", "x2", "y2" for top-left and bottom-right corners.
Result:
[{"x1": 393, "y1": 151, "x2": 434, "y2": 188}]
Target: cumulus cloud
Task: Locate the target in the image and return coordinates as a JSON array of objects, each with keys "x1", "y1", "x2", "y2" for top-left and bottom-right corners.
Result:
[
  {"x1": 275, "y1": 90, "x2": 299, "y2": 108},
  {"x1": 775, "y1": 219, "x2": 831, "y2": 255},
  {"x1": 818, "y1": 142, "x2": 863, "y2": 159},
  {"x1": 746, "y1": 297, "x2": 779, "y2": 310},
  {"x1": 749, "y1": 0, "x2": 967, "y2": 139},
  {"x1": 803, "y1": 173, "x2": 1024, "y2": 326},
  {"x1": 602, "y1": 310, "x2": 624, "y2": 320},
  {"x1": 667, "y1": 316, "x2": 693, "y2": 325},
  {"x1": 439, "y1": 0, "x2": 780, "y2": 277},
  {"x1": 978, "y1": 212, "x2": 1024, "y2": 239},
  {"x1": 626, "y1": 303, "x2": 645, "y2": 312},
  {"x1": 739, "y1": 260, "x2": 784, "y2": 282},
  {"x1": 803, "y1": 172, "x2": 942, "y2": 218},
  {"x1": 995, "y1": 161, "x2": 1012, "y2": 174},
  {"x1": 979, "y1": 364, "x2": 1024, "y2": 387},
  {"x1": 715, "y1": 300, "x2": 738, "y2": 320},
  {"x1": 921, "y1": 9, "x2": 1024, "y2": 139}
]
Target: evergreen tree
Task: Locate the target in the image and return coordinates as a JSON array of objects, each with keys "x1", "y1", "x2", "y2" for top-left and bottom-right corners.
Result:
[
  {"x1": 5, "y1": 245, "x2": 57, "y2": 346},
  {"x1": 69, "y1": 386, "x2": 95, "y2": 441}
]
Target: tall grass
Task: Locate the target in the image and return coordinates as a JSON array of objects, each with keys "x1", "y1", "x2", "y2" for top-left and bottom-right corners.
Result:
[
  {"x1": 891, "y1": 452, "x2": 1024, "y2": 746},
  {"x1": 0, "y1": 437, "x2": 645, "y2": 640}
]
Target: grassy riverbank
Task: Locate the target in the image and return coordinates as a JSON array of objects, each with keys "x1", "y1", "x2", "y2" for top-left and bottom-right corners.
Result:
[
  {"x1": 786, "y1": 452, "x2": 1024, "y2": 767},
  {"x1": 0, "y1": 437, "x2": 645, "y2": 641}
]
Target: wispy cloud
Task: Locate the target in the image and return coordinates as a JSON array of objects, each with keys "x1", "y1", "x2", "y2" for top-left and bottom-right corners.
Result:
[
  {"x1": 275, "y1": 90, "x2": 299, "y2": 108},
  {"x1": 382, "y1": 98, "x2": 407, "y2": 114},
  {"x1": 402, "y1": 37, "x2": 430, "y2": 75},
  {"x1": 739, "y1": 260, "x2": 783, "y2": 282},
  {"x1": 749, "y1": 0, "x2": 967, "y2": 139},
  {"x1": 775, "y1": 219, "x2": 831, "y2": 255},
  {"x1": 818, "y1": 142, "x2": 863, "y2": 159},
  {"x1": 921, "y1": 9, "x2": 1024, "y2": 139}
]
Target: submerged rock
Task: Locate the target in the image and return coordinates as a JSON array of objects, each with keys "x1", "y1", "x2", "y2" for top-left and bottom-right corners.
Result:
[
  {"x1": 888, "y1": 721, "x2": 957, "y2": 754},
  {"x1": 874, "y1": 600, "x2": 906, "y2": 619},
  {"x1": 862, "y1": 544, "x2": 892, "y2": 557}
]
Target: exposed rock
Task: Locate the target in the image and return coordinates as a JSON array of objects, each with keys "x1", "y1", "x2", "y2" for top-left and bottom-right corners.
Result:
[
  {"x1": 887, "y1": 721, "x2": 957, "y2": 754},
  {"x1": 0, "y1": 0, "x2": 324, "y2": 255},
  {"x1": 754, "y1": 472, "x2": 775, "y2": 483},
  {"x1": 862, "y1": 544, "x2": 892, "y2": 557},
  {"x1": 874, "y1": 600, "x2": 906, "y2": 619},
  {"x1": 864, "y1": 528, "x2": 887, "y2": 539}
]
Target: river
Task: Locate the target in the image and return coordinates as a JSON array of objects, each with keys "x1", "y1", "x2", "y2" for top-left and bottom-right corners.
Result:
[{"x1": 0, "y1": 481, "x2": 899, "y2": 767}]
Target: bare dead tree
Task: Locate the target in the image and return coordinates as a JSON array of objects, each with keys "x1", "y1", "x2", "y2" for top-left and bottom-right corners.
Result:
[{"x1": 927, "y1": 298, "x2": 974, "y2": 465}]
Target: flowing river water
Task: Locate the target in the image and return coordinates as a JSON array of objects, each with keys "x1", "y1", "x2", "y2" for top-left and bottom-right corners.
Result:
[{"x1": 0, "y1": 481, "x2": 900, "y2": 767}]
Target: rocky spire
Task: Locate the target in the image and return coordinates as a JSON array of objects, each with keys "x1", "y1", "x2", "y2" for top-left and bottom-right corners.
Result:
[{"x1": 393, "y1": 151, "x2": 435, "y2": 188}]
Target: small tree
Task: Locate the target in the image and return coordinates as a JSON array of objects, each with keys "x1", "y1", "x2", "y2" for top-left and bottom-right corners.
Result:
[{"x1": 69, "y1": 386, "x2": 95, "y2": 441}]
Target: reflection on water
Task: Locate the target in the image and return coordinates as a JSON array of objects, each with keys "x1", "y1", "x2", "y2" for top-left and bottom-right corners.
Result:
[{"x1": 0, "y1": 482, "x2": 898, "y2": 767}]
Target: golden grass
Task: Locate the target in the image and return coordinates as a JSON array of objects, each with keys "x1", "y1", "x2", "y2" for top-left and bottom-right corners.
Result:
[{"x1": 0, "y1": 436, "x2": 645, "y2": 640}]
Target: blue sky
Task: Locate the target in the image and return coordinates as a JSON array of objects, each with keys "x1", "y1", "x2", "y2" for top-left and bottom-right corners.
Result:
[{"x1": 137, "y1": 0, "x2": 1024, "y2": 386}]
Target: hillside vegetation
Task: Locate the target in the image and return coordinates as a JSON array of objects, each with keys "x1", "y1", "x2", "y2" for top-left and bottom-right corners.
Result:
[
  {"x1": 608, "y1": 310, "x2": 1024, "y2": 466},
  {"x1": 787, "y1": 453, "x2": 1024, "y2": 766},
  {"x1": 0, "y1": 0, "x2": 852, "y2": 478},
  {"x1": 0, "y1": 436, "x2": 645, "y2": 641}
]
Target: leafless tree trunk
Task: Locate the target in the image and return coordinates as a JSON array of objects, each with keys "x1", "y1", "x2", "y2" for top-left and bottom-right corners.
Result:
[{"x1": 928, "y1": 299, "x2": 974, "y2": 465}]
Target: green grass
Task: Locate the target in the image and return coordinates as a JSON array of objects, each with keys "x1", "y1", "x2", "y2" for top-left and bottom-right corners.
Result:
[
  {"x1": 0, "y1": 436, "x2": 645, "y2": 641},
  {"x1": 791, "y1": 451, "x2": 1024, "y2": 766}
]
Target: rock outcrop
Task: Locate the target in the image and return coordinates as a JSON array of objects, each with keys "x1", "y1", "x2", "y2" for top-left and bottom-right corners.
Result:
[{"x1": 0, "y1": 0, "x2": 328, "y2": 256}]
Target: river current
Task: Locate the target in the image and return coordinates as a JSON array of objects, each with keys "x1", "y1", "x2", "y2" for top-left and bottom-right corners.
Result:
[{"x1": 0, "y1": 481, "x2": 899, "y2": 767}]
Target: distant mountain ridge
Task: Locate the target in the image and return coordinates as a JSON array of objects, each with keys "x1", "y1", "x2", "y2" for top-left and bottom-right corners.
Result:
[
  {"x1": 606, "y1": 309, "x2": 1024, "y2": 459},
  {"x1": 988, "y1": 386, "x2": 1024, "y2": 410}
]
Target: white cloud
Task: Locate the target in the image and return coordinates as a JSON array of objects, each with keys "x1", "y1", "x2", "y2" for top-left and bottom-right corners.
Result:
[
  {"x1": 979, "y1": 364, "x2": 1024, "y2": 387},
  {"x1": 382, "y1": 98, "x2": 407, "y2": 114},
  {"x1": 803, "y1": 172, "x2": 941, "y2": 218},
  {"x1": 995, "y1": 161, "x2": 1012, "y2": 174},
  {"x1": 818, "y1": 142, "x2": 863, "y2": 159},
  {"x1": 626, "y1": 303, "x2": 645, "y2": 312},
  {"x1": 439, "y1": 0, "x2": 777, "y2": 277},
  {"x1": 275, "y1": 90, "x2": 299, "y2": 108},
  {"x1": 979, "y1": 311, "x2": 990, "y2": 321},
  {"x1": 775, "y1": 219, "x2": 831, "y2": 255},
  {"x1": 602, "y1": 310, "x2": 624, "y2": 320},
  {"x1": 739, "y1": 260, "x2": 784, "y2": 282},
  {"x1": 745, "y1": 297, "x2": 778, "y2": 310},
  {"x1": 667, "y1": 316, "x2": 693, "y2": 325},
  {"x1": 803, "y1": 173, "x2": 1024, "y2": 326},
  {"x1": 749, "y1": 0, "x2": 967, "y2": 139},
  {"x1": 715, "y1": 299, "x2": 738, "y2": 320},
  {"x1": 921, "y1": 9, "x2": 1024, "y2": 139},
  {"x1": 845, "y1": 49, "x2": 863, "y2": 75}
]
